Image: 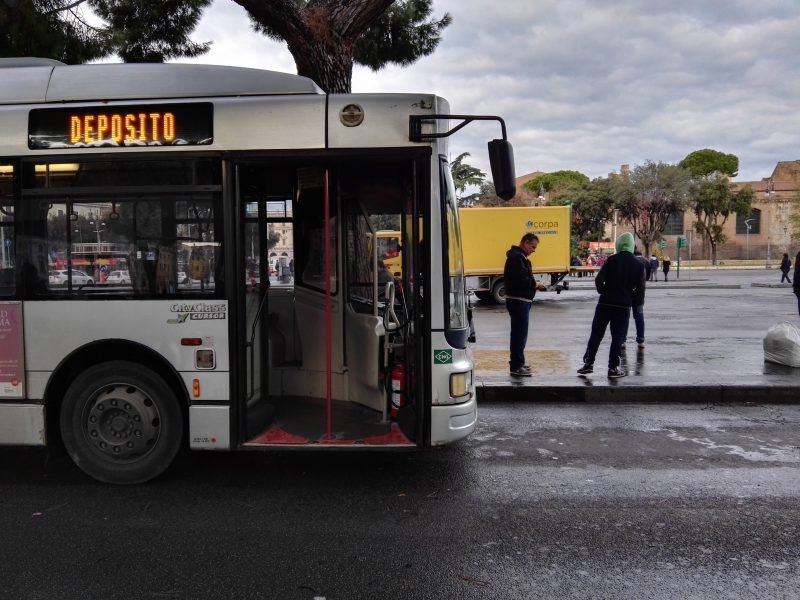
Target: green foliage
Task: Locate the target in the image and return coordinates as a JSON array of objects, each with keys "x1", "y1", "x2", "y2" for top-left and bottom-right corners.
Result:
[
  {"x1": 245, "y1": 0, "x2": 450, "y2": 92},
  {"x1": 683, "y1": 149, "x2": 750, "y2": 264},
  {"x1": 1, "y1": 0, "x2": 110, "y2": 63},
  {"x1": 679, "y1": 148, "x2": 739, "y2": 178},
  {"x1": 691, "y1": 174, "x2": 753, "y2": 263},
  {"x1": 267, "y1": 229, "x2": 281, "y2": 251},
  {"x1": 0, "y1": 0, "x2": 210, "y2": 63},
  {"x1": 354, "y1": 0, "x2": 451, "y2": 71},
  {"x1": 474, "y1": 181, "x2": 501, "y2": 206},
  {"x1": 615, "y1": 161, "x2": 691, "y2": 254},
  {"x1": 523, "y1": 170, "x2": 589, "y2": 197},
  {"x1": 450, "y1": 152, "x2": 486, "y2": 207},
  {"x1": 93, "y1": 0, "x2": 211, "y2": 62},
  {"x1": 568, "y1": 177, "x2": 617, "y2": 243}
]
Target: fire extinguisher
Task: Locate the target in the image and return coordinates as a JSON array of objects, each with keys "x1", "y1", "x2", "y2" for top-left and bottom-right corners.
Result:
[{"x1": 390, "y1": 361, "x2": 406, "y2": 419}]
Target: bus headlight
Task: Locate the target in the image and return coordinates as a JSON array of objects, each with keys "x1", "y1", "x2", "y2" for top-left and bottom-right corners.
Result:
[{"x1": 449, "y1": 370, "x2": 472, "y2": 398}]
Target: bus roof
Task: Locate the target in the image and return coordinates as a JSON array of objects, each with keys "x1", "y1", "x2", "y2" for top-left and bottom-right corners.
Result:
[{"x1": 0, "y1": 60, "x2": 323, "y2": 105}]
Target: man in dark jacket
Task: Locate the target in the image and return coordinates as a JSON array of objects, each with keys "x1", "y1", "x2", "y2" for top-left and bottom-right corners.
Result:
[
  {"x1": 504, "y1": 233, "x2": 547, "y2": 377},
  {"x1": 577, "y1": 232, "x2": 645, "y2": 378}
]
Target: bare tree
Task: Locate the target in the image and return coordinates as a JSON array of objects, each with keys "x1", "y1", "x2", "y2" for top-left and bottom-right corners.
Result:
[{"x1": 615, "y1": 161, "x2": 691, "y2": 255}]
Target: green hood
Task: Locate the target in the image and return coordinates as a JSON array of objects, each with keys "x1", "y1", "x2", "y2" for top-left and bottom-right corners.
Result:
[{"x1": 616, "y1": 232, "x2": 635, "y2": 253}]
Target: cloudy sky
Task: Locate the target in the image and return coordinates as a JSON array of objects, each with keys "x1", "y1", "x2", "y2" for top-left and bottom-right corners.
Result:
[{"x1": 166, "y1": 0, "x2": 799, "y2": 183}]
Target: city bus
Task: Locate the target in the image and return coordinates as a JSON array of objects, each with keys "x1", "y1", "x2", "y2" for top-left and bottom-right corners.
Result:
[{"x1": 0, "y1": 58, "x2": 515, "y2": 483}]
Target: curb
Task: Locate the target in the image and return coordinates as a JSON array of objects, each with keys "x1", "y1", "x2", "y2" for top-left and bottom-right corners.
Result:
[{"x1": 476, "y1": 384, "x2": 800, "y2": 404}]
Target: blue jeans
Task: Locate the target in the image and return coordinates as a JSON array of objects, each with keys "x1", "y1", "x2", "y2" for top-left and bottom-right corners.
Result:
[
  {"x1": 506, "y1": 298, "x2": 532, "y2": 370},
  {"x1": 582, "y1": 304, "x2": 629, "y2": 369},
  {"x1": 625, "y1": 303, "x2": 645, "y2": 344}
]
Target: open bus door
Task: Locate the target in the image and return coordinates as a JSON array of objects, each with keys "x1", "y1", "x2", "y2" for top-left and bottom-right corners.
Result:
[{"x1": 234, "y1": 157, "x2": 425, "y2": 448}]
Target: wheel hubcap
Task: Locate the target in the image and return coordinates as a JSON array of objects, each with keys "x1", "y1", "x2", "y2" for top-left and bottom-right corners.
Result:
[{"x1": 84, "y1": 384, "x2": 161, "y2": 461}]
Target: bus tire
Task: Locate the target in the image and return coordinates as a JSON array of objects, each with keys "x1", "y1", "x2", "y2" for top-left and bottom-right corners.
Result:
[
  {"x1": 60, "y1": 361, "x2": 184, "y2": 484},
  {"x1": 491, "y1": 280, "x2": 506, "y2": 304}
]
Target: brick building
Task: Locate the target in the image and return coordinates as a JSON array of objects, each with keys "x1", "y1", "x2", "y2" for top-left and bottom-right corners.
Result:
[
  {"x1": 609, "y1": 161, "x2": 800, "y2": 261},
  {"x1": 515, "y1": 162, "x2": 799, "y2": 261}
]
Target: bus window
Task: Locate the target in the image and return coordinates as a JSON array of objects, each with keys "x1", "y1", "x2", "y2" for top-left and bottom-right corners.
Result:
[
  {"x1": 294, "y1": 169, "x2": 337, "y2": 293},
  {"x1": 0, "y1": 162, "x2": 15, "y2": 296},
  {"x1": 20, "y1": 159, "x2": 222, "y2": 297}
]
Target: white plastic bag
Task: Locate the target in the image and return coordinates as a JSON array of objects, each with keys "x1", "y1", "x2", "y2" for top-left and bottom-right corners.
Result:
[{"x1": 763, "y1": 321, "x2": 800, "y2": 367}]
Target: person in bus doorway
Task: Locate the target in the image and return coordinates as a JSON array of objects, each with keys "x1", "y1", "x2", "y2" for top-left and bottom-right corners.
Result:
[
  {"x1": 577, "y1": 232, "x2": 645, "y2": 379},
  {"x1": 662, "y1": 255, "x2": 671, "y2": 281},
  {"x1": 504, "y1": 233, "x2": 547, "y2": 377},
  {"x1": 780, "y1": 253, "x2": 792, "y2": 283}
]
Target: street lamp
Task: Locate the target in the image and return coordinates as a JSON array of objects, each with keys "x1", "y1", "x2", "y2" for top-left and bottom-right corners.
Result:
[
  {"x1": 89, "y1": 220, "x2": 105, "y2": 245},
  {"x1": 744, "y1": 218, "x2": 754, "y2": 260}
]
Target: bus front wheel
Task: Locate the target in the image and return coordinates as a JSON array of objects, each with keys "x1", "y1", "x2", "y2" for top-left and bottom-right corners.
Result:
[{"x1": 60, "y1": 361, "x2": 184, "y2": 484}]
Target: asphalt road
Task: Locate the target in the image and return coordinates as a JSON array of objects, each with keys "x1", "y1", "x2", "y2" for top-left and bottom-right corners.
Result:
[{"x1": 2, "y1": 402, "x2": 798, "y2": 600}]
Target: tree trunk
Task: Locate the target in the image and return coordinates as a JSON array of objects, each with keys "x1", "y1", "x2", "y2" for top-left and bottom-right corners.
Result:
[
  {"x1": 710, "y1": 239, "x2": 717, "y2": 265},
  {"x1": 288, "y1": 35, "x2": 354, "y2": 93},
  {"x1": 234, "y1": 0, "x2": 395, "y2": 93}
]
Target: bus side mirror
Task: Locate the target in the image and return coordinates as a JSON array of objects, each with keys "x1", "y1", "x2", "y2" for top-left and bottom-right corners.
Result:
[{"x1": 488, "y1": 139, "x2": 516, "y2": 200}]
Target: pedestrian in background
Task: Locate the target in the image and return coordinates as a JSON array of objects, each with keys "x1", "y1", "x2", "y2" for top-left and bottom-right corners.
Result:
[
  {"x1": 504, "y1": 233, "x2": 547, "y2": 377},
  {"x1": 649, "y1": 254, "x2": 659, "y2": 281},
  {"x1": 794, "y1": 251, "x2": 800, "y2": 316},
  {"x1": 780, "y1": 253, "x2": 792, "y2": 283},
  {"x1": 627, "y1": 248, "x2": 651, "y2": 349},
  {"x1": 577, "y1": 232, "x2": 645, "y2": 378},
  {"x1": 662, "y1": 255, "x2": 671, "y2": 281}
]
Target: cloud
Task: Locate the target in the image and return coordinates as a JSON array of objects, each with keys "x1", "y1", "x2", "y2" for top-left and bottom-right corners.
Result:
[{"x1": 175, "y1": 0, "x2": 799, "y2": 183}]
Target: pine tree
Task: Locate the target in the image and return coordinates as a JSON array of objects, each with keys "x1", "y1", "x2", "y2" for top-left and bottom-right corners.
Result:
[
  {"x1": 1, "y1": 0, "x2": 210, "y2": 64},
  {"x1": 238, "y1": 0, "x2": 451, "y2": 92}
]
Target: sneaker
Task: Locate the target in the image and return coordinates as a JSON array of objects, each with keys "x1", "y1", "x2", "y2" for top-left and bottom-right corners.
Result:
[
  {"x1": 637, "y1": 341, "x2": 645, "y2": 349},
  {"x1": 510, "y1": 367, "x2": 532, "y2": 377},
  {"x1": 607, "y1": 366, "x2": 627, "y2": 378},
  {"x1": 577, "y1": 363, "x2": 593, "y2": 374},
  {"x1": 519, "y1": 365, "x2": 532, "y2": 373}
]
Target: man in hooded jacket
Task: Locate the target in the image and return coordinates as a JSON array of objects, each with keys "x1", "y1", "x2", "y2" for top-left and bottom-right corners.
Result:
[
  {"x1": 503, "y1": 233, "x2": 547, "y2": 376},
  {"x1": 577, "y1": 232, "x2": 645, "y2": 378}
]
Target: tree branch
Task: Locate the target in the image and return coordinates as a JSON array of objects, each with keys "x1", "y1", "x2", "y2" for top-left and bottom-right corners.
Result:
[
  {"x1": 44, "y1": 0, "x2": 89, "y2": 16},
  {"x1": 231, "y1": 0, "x2": 306, "y2": 41}
]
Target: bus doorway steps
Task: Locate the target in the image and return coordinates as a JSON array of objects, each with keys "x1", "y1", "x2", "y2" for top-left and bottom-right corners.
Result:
[{"x1": 244, "y1": 395, "x2": 413, "y2": 446}]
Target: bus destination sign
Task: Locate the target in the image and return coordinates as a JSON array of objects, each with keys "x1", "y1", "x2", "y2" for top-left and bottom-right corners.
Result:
[{"x1": 28, "y1": 102, "x2": 213, "y2": 150}]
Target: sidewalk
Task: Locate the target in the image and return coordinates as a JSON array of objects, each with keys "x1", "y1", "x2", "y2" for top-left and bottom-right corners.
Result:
[{"x1": 473, "y1": 268, "x2": 800, "y2": 403}]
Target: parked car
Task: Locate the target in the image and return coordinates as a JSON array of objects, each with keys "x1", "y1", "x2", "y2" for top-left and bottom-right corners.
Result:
[
  {"x1": 49, "y1": 269, "x2": 94, "y2": 286},
  {"x1": 106, "y1": 270, "x2": 131, "y2": 285}
]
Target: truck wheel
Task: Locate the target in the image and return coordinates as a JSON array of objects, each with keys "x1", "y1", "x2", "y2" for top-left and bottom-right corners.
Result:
[
  {"x1": 60, "y1": 361, "x2": 183, "y2": 484},
  {"x1": 491, "y1": 281, "x2": 506, "y2": 304}
]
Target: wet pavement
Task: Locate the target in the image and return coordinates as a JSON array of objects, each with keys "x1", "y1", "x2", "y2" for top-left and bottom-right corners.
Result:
[{"x1": 471, "y1": 267, "x2": 800, "y2": 402}]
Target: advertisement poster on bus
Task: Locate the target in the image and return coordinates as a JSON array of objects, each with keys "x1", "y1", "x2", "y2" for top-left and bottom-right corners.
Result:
[{"x1": 0, "y1": 302, "x2": 24, "y2": 398}]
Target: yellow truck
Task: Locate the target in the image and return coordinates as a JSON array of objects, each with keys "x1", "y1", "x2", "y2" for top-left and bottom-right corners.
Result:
[{"x1": 460, "y1": 205, "x2": 572, "y2": 303}]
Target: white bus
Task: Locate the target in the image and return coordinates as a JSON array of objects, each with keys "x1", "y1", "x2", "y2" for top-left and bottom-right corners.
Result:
[{"x1": 0, "y1": 58, "x2": 515, "y2": 484}]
